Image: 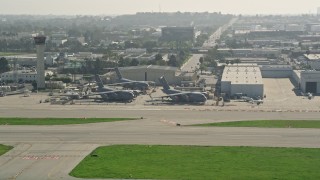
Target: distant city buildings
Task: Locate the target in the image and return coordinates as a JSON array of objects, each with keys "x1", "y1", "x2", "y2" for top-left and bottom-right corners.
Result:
[{"x1": 161, "y1": 27, "x2": 195, "y2": 42}]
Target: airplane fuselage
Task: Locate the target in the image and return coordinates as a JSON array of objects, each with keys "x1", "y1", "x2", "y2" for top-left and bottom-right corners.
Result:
[
  {"x1": 97, "y1": 87, "x2": 135, "y2": 101},
  {"x1": 120, "y1": 78, "x2": 149, "y2": 90},
  {"x1": 162, "y1": 89, "x2": 207, "y2": 103}
]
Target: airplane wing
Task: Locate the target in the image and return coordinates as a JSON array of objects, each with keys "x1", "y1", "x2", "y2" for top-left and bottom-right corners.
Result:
[
  {"x1": 107, "y1": 82, "x2": 139, "y2": 86},
  {"x1": 151, "y1": 92, "x2": 190, "y2": 100},
  {"x1": 86, "y1": 91, "x2": 120, "y2": 96},
  {"x1": 163, "y1": 92, "x2": 190, "y2": 96},
  {"x1": 108, "y1": 81, "x2": 154, "y2": 86}
]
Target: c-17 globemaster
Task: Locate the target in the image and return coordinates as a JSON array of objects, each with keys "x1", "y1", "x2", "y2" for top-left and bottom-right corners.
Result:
[
  {"x1": 154, "y1": 76, "x2": 207, "y2": 104},
  {"x1": 108, "y1": 67, "x2": 153, "y2": 91},
  {"x1": 85, "y1": 75, "x2": 136, "y2": 102}
]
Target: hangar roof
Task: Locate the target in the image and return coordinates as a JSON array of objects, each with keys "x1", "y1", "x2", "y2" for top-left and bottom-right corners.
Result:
[
  {"x1": 221, "y1": 64, "x2": 263, "y2": 85},
  {"x1": 119, "y1": 65, "x2": 177, "y2": 71}
]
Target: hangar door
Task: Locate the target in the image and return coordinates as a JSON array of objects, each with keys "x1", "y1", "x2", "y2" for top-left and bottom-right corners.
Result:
[{"x1": 306, "y1": 82, "x2": 317, "y2": 94}]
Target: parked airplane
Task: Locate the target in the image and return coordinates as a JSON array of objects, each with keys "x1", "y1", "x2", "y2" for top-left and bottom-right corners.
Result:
[
  {"x1": 240, "y1": 96, "x2": 252, "y2": 102},
  {"x1": 89, "y1": 75, "x2": 135, "y2": 102},
  {"x1": 155, "y1": 76, "x2": 207, "y2": 103},
  {"x1": 0, "y1": 89, "x2": 31, "y2": 97},
  {"x1": 109, "y1": 67, "x2": 152, "y2": 90},
  {"x1": 250, "y1": 98, "x2": 263, "y2": 105},
  {"x1": 240, "y1": 96, "x2": 263, "y2": 105},
  {"x1": 60, "y1": 91, "x2": 83, "y2": 100}
]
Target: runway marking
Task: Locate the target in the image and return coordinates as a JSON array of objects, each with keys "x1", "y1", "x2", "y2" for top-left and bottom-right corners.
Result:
[
  {"x1": 228, "y1": 134, "x2": 282, "y2": 137},
  {"x1": 0, "y1": 143, "x2": 33, "y2": 169},
  {"x1": 47, "y1": 145, "x2": 90, "y2": 179},
  {"x1": 22, "y1": 156, "x2": 60, "y2": 160}
]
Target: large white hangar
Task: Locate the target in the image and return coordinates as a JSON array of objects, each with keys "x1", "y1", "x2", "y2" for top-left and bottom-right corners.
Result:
[{"x1": 221, "y1": 64, "x2": 264, "y2": 98}]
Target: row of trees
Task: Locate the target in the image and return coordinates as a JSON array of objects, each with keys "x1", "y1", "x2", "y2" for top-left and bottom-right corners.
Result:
[
  {"x1": 198, "y1": 46, "x2": 241, "y2": 74},
  {"x1": 0, "y1": 57, "x2": 10, "y2": 73}
]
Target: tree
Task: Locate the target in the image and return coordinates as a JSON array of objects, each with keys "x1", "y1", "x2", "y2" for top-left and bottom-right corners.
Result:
[
  {"x1": 31, "y1": 81, "x2": 37, "y2": 91},
  {"x1": 82, "y1": 58, "x2": 94, "y2": 74},
  {"x1": 143, "y1": 41, "x2": 157, "y2": 52},
  {"x1": 234, "y1": 59, "x2": 241, "y2": 64},
  {"x1": 130, "y1": 58, "x2": 139, "y2": 66},
  {"x1": 198, "y1": 56, "x2": 207, "y2": 74},
  {"x1": 118, "y1": 57, "x2": 130, "y2": 67},
  {"x1": 0, "y1": 57, "x2": 10, "y2": 73},
  {"x1": 156, "y1": 60, "x2": 167, "y2": 66},
  {"x1": 199, "y1": 63, "x2": 207, "y2": 74},
  {"x1": 168, "y1": 55, "x2": 178, "y2": 67},
  {"x1": 155, "y1": 53, "x2": 163, "y2": 61},
  {"x1": 199, "y1": 57, "x2": 204, "y2": 64}
]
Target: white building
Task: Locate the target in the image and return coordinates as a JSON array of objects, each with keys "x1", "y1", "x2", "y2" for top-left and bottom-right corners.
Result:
[
  {"x1": 0, "y1": 70, "x2": 53, "y2": 83},
  {"x1": 0, "y1": 70, "x2": 37, "y2": 82},
  {"x1": 221, "y1": 64, "x2": 264, "y2": 98}
]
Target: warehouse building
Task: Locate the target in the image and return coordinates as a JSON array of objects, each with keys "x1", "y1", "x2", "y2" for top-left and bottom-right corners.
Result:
[
  {"x1": 300, "y1": 71, "x2": 320, "y2": 94},
  {"x1": 260, "y1": 65, "x2": 292, "y2": 78},
  {"x1": 221, "y1": 64, "x2": 264, "y2": 98},
  {"x1": 105, "y1": 65, "x2": 177, "y2": 85},
  {"x1": 105, "y1": 65, "x2": 198, "y2": 85}
]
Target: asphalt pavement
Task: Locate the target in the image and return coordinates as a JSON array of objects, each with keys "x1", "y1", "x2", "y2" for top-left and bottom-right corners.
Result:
[{"x1": 1, "y1": 103, "x2": 320, "y2": 179}]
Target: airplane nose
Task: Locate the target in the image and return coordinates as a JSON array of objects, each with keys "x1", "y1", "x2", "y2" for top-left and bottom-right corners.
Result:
[{"x1": 202, "y1": 95, "x2": 207, "y2": 102}]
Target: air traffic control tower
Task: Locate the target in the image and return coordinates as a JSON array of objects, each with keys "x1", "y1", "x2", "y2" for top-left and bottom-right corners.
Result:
[{"x1": 34, "y1": 36, "x2": 46, "y2": 89}]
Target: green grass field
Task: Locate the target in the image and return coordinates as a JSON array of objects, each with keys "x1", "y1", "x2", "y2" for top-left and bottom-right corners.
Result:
[
  {"x1": 70, "y1": 145, "x2": 320, "y2": 179},
  {"x1": 0, "y1": 52, "x2": 26, "y2": 56},
  {"x1": 192, "y1": 120, "x2": 320, "y2": 128},
  {"x1": 0, "y1": 118, "x2": 137, "y2": 125},
  {"x1": 0, "y1": 144, "x2": 13, "y2": 156}
]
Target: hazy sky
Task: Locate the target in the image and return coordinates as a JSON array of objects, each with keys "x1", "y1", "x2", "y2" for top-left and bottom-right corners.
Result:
[{"x1": 0, "y1": 0, "x2": 320, "y2": 15}]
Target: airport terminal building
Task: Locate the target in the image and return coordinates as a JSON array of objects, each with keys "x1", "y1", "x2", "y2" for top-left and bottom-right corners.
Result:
[{"x1": 221, "y1": 64, "x2": 264, "y2": 98}]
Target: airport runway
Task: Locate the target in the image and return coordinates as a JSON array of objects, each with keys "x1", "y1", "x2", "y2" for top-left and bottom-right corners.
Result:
[{"x1": 1, "y1": 106, "x2": 320, "y2": 179}]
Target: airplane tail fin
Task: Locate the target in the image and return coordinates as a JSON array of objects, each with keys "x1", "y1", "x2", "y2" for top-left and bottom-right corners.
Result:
[
  {"x1": 115, "y1": 67, "x2": 123, "y2": 80},
  {"x1": 159, "y1": 76, "x2": 170, "y2": 90},
  {"x1": 94, "y1": 74, "x2": 104, "y2": 88}
]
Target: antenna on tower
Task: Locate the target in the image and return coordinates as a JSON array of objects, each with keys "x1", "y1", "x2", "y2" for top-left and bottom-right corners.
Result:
[{"x1": 159, "y1": 4, "x2": 162, "y2": 13}]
